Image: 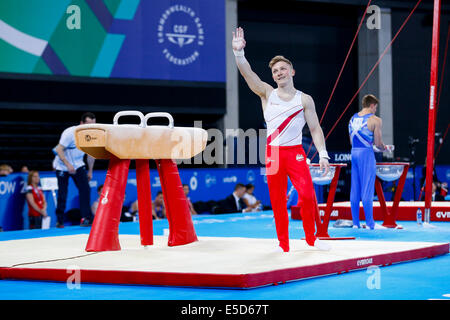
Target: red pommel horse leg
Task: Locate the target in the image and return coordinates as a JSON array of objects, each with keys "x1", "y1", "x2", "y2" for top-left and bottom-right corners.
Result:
[
  {"x1": 136, "y1": 159, "x2": 153, "y2": 246},
  {"x1": 85, "y1": 158, "x2": 197, "y2": 252},
  {"x1": 86, "y1": 156, "x2": 130, "y2": 251},
  {"x1": 156, "y1": 159, "x2": 198, "y2": 246},
  {"x1": 84, "y1": 157, "x2": 157, "y2": 251}
]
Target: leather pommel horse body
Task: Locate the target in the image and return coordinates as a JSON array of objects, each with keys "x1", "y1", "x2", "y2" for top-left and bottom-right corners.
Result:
[{"x1": 75, "y1": 111, "x2": 208, "y2": 252}]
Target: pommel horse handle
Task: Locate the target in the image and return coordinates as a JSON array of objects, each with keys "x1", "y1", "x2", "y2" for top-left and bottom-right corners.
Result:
[
  {"x1": 144, "y1": 112, "x2": 174, "y2": 129},
  {"x1": 113, "y1": 111, "x2": 175, "y2": 129},
  {"x1": 113, "y1": 110, "x2": 145, "y2": 127}
]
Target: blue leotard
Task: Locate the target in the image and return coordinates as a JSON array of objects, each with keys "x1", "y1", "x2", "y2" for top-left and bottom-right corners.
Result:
[{"x1": 348, "y1": 113, "x2": 376, "y2": 229}]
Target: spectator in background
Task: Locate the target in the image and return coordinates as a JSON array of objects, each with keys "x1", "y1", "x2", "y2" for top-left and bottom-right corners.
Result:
[
  {"x1": 130, "y1": 198, "x2": 158, "y2": 220},
  {"x1": 420, "y1": 158, "x2": 448, "y2": 199},
  {"x1": 53, "y1": 112, "x2": 96, "y2": 228},
  {"x1": 421, "y1": 181, "x2": 446, "y2": 201},
  {"x1": 91, "y1": 184, "x2": 134, "y2": 222},
  {"x1": 25, "y1": 170, "x2": 47, "y2": 229},
  {"x1": 130, "y1": 199, "x2": 139, "y2": 216},
  {"x1": 153, "y1": 191, "x2": 166, "y2": 219},
  {"x1": 0, "y1": 164, "x2": 13, "y2": 176},
  {"x1": 183, "y1": 184, "x2": 197, "y2": 215},
  {"x1": 216, "y1": 183, "x2": 250, "y2": 214},
  {"x1": 20, "y1": 165, "x2": 29, "y2": 173},
  {"x1": 242, "y1": 183, "x2": 261, "y2": 212},
  {"x1": 119, "y1": 193, "x2": 135, "y2": 222},
  {"x1": 91, "y1": 184, "x2": 103, "y2": 216},
  {"x1": 286, "y1": 185, "x2": 298, "y2": 209}
]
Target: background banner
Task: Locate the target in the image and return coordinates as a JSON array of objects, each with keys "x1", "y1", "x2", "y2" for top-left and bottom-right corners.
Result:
[{"x1": 0, "y1": 0, "x2": 226, "y2": 82}]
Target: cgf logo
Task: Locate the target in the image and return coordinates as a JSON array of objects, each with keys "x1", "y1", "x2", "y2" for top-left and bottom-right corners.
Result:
[{"x1": 157, "y1": 5, "x2": 205, "y2": 66}]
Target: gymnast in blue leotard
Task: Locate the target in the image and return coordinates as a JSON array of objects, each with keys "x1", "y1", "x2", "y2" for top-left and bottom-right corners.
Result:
[{"x1": 348, "y1": 94, "x2": 389, "y2": 229}]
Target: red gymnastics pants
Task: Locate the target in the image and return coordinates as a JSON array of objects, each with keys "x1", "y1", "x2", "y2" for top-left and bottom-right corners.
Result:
[{"x1": 266, "y1": 144, "x2": 318, "y2": 251}]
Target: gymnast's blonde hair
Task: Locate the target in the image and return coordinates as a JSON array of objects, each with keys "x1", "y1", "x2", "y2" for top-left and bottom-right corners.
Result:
[{"x1": 268, "y1": 55, "x2": 294, "y2": 70}]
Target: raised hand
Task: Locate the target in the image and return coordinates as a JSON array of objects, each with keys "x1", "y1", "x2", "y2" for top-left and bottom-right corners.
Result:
[{"x1": 232, "y1": 27, "x2": 246, "y2": 51}]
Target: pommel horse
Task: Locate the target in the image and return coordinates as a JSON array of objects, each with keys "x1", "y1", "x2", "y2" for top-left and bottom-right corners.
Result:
[{"x1": 74, "y1": 111, "x2": 208, "y2": 252}]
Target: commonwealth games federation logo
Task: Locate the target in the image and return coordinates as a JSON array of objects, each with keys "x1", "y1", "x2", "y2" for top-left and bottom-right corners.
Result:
[{"x1": 157, "y1": 5, "x2": 205, "y2": 66}]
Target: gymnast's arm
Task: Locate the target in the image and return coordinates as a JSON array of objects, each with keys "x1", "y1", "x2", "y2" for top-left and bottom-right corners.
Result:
[
  {"x1": 372, "y1": 116, "x2": 386, "y2": 151},
  {"x1": 303, "y1": 94, "x2": 330, "y2": 174},
  {"x1": 348, "y1": 121, "x2": 353, "y2": 146},
  {"x1": 232, "y1": 27, "x2": 272, "y2": 104}
]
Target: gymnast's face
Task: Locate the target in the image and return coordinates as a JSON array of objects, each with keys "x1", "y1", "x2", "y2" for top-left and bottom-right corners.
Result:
[{"x1": 271, "y1": 61, "x2": 295, "y2": 86}]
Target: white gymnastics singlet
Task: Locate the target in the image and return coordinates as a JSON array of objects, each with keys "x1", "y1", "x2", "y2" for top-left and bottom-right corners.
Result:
[{"x1": 264, "y1": 89, "x2": 306, "y2": 146}]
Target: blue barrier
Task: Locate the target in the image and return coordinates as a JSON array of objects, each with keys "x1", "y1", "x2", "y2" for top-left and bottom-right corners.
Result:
[
  {"x1": 0, "y1": 174, "x2": 27, "y2": 231},
  {"x1": 1, "y1": 164, "x2": 448, "y2": 231},
  {"x1": 1, "y1": 167, "x2": 277, "y2": 230}
]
